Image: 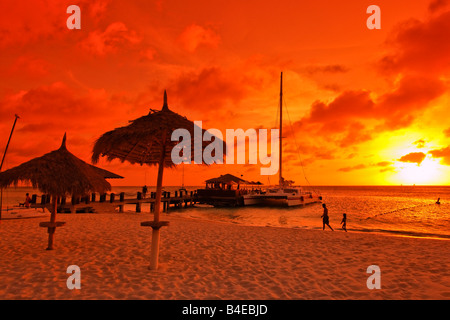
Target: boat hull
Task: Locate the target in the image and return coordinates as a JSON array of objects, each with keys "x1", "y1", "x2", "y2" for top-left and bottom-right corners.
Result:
[{"x1": 243, "y1": 193, "x2": 322, "y2": 207}]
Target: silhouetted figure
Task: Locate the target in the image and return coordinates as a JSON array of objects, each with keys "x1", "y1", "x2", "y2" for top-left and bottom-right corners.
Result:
[
  {"x1": 321, "y1": 203, "x2": 334, "y2": 231},
  {"x1": 142, "y1": 185, "x2": 148, "y2": 199},
  {"x1": 341, "y1": 213, "x2": 347, "y2": 232},
  {"x1": 24, "y1": 193, "x2": 31, "y2": 208},
  {"x1": 436, "y1": 198, "x2": 441, "y2": 205}
]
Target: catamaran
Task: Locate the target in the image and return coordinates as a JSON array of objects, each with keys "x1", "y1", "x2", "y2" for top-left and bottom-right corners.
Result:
[{"x1": 243, "y1": 72, "x2": 322, "y2": 207}]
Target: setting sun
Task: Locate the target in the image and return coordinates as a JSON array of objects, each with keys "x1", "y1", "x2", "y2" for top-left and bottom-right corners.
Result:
[{"x1": 394, "y1": 157, "x2": 442, "y2": 185}]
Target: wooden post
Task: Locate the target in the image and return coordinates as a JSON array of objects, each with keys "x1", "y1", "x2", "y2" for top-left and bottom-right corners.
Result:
[
  {"x1": 31, "y1": 194, "x2": 37, "y2": 204},
  {"x1": 136, "y1": 192, "x2": 142, "y2": 213},
  {"x1": 46, "y1": 196, "x2": 57, "y2": 250},
  {"x1": 149, "y1": 130, "x2": 166, "y2": 270},
  {"x1": 91, "y1": 193, "x2": 96, "y2": 202},
  {"x1": 110, "y1": 193, "x2": 115, "y2": 203}
]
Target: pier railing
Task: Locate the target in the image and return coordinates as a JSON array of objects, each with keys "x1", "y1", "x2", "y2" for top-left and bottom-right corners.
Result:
[{"x1": 29, "y1": 190, "x2": 198, "y2": 214}]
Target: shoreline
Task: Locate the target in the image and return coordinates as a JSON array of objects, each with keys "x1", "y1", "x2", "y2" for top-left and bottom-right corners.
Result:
[
  {"x1": 169, "y1": 212, "x2": 450, "y2": 241},
  {"x1": 2, "y1": 208, "x2": 449, "y2": 241},
  {"x1": 1, "y1": 212, "x2": 449, "y2": 299}
]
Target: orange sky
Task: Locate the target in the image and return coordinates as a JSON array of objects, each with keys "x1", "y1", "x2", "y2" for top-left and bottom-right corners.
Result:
[{"x1": 1, "y1": 0, "x2": 450, "y2": 187}]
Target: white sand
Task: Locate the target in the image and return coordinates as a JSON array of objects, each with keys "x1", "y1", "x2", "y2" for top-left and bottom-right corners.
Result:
[{"x1": 0, "y1": 212, "x2": 449, "y2": 299}]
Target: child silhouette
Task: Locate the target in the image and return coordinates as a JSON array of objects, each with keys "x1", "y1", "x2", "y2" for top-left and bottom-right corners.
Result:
[{"x1": 341, "y1": 213, "x2": 347, "y2": 232}]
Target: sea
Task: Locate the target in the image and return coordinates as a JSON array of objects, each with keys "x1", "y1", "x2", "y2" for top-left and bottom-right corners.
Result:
[{"x1": 1, "y1": 185, "x2": 449, "y2": 240}]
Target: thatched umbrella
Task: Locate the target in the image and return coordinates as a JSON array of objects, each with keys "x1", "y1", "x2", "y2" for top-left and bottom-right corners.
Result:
[
  {"x1": 92, "y1": 91, "x2": 224, "y2": 270},
  {"x1": 0, "y1": 133, "x2": 121, "y2": 250}
]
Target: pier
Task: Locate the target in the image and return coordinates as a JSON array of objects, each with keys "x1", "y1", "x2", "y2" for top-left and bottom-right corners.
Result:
[{"x1": 28, "y1": 190, "x2": 198, "y2": 214}]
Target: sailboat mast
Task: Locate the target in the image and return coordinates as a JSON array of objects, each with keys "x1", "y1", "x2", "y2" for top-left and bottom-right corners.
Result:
[
  {"x1": 0, "y1": 114, "x2": 20, "y2": 221},
  {"x1": 0, "y1": 114, "x2": 20, "y2": 171},
  {"x1": 279, "y1": 72, "x2": 283, "y2": 187}
]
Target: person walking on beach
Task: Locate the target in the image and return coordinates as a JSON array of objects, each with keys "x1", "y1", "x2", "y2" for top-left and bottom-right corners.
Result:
[
  {"x1": 142, "y1": 185, "x2": 148, "y2": 199},
  {"x1": 341, "y1": 213, "x2": 347, "y2": 232},
  {"x1": 24, "y1": 193, "x2": 31, "y2": 208},
  {"x1": 321, "y1": 203, "x2": 334, "y2": 231}
]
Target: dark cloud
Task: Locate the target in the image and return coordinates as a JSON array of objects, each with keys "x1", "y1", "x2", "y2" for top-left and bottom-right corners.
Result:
[
  {"x1": 444, "y1": 128, "x2": 450, "y2": 137},
  {"x1": 305, "y1": 64, "x2": 349, "y2": 75},
  {"x1": 378, "y1": 10, "x2": 450, "y2": 75},
  {"x1": 338, "y1": 161, "x2": 396, "y2": 173},
  {"x1": 428, "y1": 146, "x2": 450, "y2": 165},
  {"x1": 398, "y1": 152, "x2": 426, "y2": 165},
  {"x1": 413, "y1": 139, "x2": 426, "y2": 148},
  {"x1": 169, "y1": 67, "x2": 247, "y2": 113},
  {"x1": 338, "y1": 164, "x2": 367, "y2": 172},
  {"x1": 294, "y1": 73, "x2": 445, "y2": 150},
  {"x1": 376, "y1": 161, "x2": 392, "y2": 167},
  {"x1": 428, "y1": 0, "x2": 450, "y2": 13}
]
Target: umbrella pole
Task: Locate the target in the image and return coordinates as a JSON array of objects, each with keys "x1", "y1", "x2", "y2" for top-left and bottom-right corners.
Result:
[
  {"x1": 149, "y1": 137, "x2": 166, "y2": 270},
  {"x1": 46, "y1": 196, "x2": 58, "y2": 250}
]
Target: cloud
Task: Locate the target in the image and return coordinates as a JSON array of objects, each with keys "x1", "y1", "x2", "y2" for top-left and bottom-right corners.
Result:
[
  {"x1": 178, "y1": 24, "x2": 220, "y2": 52},
  {"x1": 376, "y1": 75, "x2": 446, "y2": 130},
  {"x1": 398, "y1": 152, "x2": 426, "y2": 165},
  {"x1": 428, "y1": 146, "x2": 450, "y2": 165},
  {"x1": 376, "y1": 161, "x2": 392, "y2": 167},
  {"x1": 305, "y1": 90, "x2": 375, "y2": 126},
  {"x1": 169, "y1": 67, "x2": 247, "y2": 112},
  {"x1": 444, "y1": 128, "x2": 450, "y2": 137},
  {"x1": 7, "y1": 55, "x2": 49, "y2": 79},
  {"x1": 338, "y1": 164, "x2": 367, "y2": 172},
  {"x1": 87, "y1": 0, "x2": 111, "y2": 18},
  {"x1": 374, "y1": 161, "x2": 395, "y2": 173},
  {"x1": 428, "y1": 0, "x2": 450, "y2": 13},
  {"x1": 338, "y1": 161, "x2": 396, "y2": 173},
  {"x1": 295, "y1": 73, "x2": 446, "y2": 148},
  {"x1": 338, "y1": 122, "x2": 372, "y2": 148},
  {"x1": 0, "y1": 82, "x2": 134, "y2": 166},
  {"x1": 80, "y1": 22, "x2": 141, "y2": 56},
  {"x1": 413, "y1": 139, "x2": 426, "y2": 148},
  {"x1": 378, "y1": 9, "x2": 450, "y2": 75},
  {"x1": 0, "y1": 0, "x2": 65, "y2": 47},
  {"x1": 304, "y1": 64, "x2": 349, "y2": 75}
]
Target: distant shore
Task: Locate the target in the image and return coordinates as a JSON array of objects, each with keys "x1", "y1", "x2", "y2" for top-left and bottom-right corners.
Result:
[{"x1": 0, "y1": 212, "x2": 449, "y2": 299}]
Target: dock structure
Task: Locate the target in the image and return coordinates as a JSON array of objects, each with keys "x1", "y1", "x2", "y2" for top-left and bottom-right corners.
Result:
[{"x1": 28, "y1": 190, "x2": 198, "y2": 214}]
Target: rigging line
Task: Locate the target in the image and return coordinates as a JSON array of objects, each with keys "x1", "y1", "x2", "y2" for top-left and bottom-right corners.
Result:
[
  {"x1": 283, "y1": 96, "x2": 321, "y2": 195},
  {"x1": 366, "y1": 203, "x2": 436, "y2": 219},
  {"x1": 274, "y1": 97, "x2": 280, "y2": 130}
]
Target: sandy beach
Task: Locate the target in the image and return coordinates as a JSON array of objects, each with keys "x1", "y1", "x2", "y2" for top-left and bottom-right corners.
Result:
[{"x1": 0, "y1": 211, "x2": 449, "y2": 300}]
